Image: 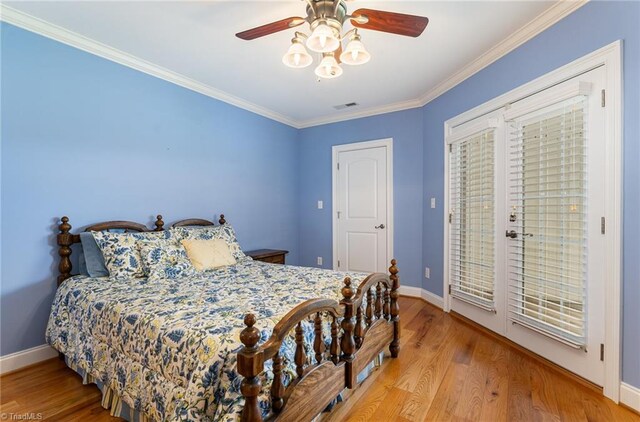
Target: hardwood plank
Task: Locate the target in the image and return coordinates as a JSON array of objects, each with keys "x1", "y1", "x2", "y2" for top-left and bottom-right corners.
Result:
[
  {"x1": 507, "y1": 353, "x2": 535, "y2": 421},
  {"x1": 2, "y1": 298, "x2": 637, "y2": 422},
  {"x1": 422, "y1": 355, "x2": 470, "y2": 421},
  {"x1": 454, "y1": 334, "x2": 492, "y2": 420},
  {"x1": 477, "y1": 339, "x2": 509, "y2": 422},
  {"x1": 529, "y1": 362, "x2": 561, "y2": 422},
  {"x1": 398, "y1": 323, "x2": 471, "y2": 420}
]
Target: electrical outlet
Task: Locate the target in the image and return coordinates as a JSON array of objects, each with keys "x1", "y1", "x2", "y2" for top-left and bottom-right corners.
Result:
[
  {"x1": 430, "y1": 197, "x2": 436, "y2": 209},
  {"x1": 317, "y1": 257, "x2": 323, "y2": 266},
  {"x1": 425, "y1": 267, "x2": 430, "y2": 278},
  {"x1": 317, "y1": 200, "x2": 323, "y2": 209}
]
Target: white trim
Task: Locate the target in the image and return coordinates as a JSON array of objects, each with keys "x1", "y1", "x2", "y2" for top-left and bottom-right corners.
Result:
[
  {"x1": 299, "y1": 0, "x2": 587, "y2": 128},
  {"x1": 620, "y1": 383, "x2": 640, "y2": 413},
  {"x1": 0, "y1": 344, "x2": 58, "y2": 375},
  {"x1": 503, "y1": 80, "x2": 592, "y2": 121},
  {"x1": 399, "y1": 285, "x2": 423, "y2": 298},
  {"x1": 0, "y1": 2, "x2": 587, "y2": 129},
  {"x1": 442, "y1": 40, "x2": 622, "y2": 402},
  {"x1": 332, "y1": 138, "x2": 393, "y2": 274},
  {"x1": 299, "y1": 98, "x2": 424, "y2": 129},
  {"x1": 445, "y1": 117, "x2": 500, "y2": 145},
  {"x1": 415, "y1": 0, "x2": 588, "y2": 109},
  {"x1": 421, "y1": 289, "x2": 445, "y2": 310},
  {"x1": 0, "y1": 4, "x2": 300, "y2": 129},
  {"x1": 398, "y1": 286, "x2": 444, "y2": 310}
]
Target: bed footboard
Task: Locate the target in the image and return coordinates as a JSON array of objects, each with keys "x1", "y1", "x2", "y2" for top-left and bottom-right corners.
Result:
[{"x1": 237, "y1": 260, "x2": 400, "y2": 422}]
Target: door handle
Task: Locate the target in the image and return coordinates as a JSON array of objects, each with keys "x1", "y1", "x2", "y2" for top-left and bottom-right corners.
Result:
[
  {"x1": 375, "y1": 224, "x2": 386, "y2": 229},
  {"x1": 505, "y1": 230, "x2": 518, "y2": 239}
]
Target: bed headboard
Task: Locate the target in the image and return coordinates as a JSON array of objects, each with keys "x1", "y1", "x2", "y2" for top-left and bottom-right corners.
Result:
[{"x1": 56, "y1": 213, "x2": 226, "y2": 285}]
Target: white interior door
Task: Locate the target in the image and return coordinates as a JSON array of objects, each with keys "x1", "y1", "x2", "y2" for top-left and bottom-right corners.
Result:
[
  {"x1": 334, "y1": 143, "x2": 390, "y2": 273},
  {"x1": 446, "y1": 67, "x2": 606, "y2": 385}
]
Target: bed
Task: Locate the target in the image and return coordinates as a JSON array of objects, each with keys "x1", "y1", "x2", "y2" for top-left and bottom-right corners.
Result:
[{"x1": 49, "y1": 214, "x2": 400, "y2": 421}]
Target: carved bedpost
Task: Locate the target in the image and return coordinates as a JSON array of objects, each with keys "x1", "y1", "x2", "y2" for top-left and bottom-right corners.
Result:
[
  {"x1": 340, "y1": 277, "x2": 356, "y2": 388},
  {"x1": 238, "y1": 314, "x2": 264, "y2": 422},
  {"x1": 154, "y1": 215, "x2": 164, "y2": 231},
  {"x1": 389, "y1": 259, "x2": 400, "y2": 358},
  {"x1": 57, "y1": 216, "x2": 73, "y2": 286},
  {"x1": 354, "y1": 306, "x2": 364, "y2": 349},
  {"x1": 219, "y1": 214, "x2": 226, "y2": 225}
]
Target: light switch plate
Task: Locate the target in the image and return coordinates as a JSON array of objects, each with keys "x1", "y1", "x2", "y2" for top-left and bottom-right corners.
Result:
[
  {"x1": 317, "y1": 257, "x2": 323, "y2": 266},
  {"x1": 425, "y1": 267, "x2": 430, "y2": 278},
  {"x1": 317, "y1": 200, "x2": 323, "y2": 209},
  {"x1": 430, "y1": 198, "x2": 436, "y2": 209}
]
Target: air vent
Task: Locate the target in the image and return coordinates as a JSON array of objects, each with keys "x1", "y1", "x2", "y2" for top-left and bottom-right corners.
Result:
[{"x1": 333, "y1": 102, "x2": 359, "y2": 110}]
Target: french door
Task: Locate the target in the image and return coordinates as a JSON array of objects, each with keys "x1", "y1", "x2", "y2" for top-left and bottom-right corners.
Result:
[{"x1": 447, "y1": 67, "x2": 605, "y2": 385}]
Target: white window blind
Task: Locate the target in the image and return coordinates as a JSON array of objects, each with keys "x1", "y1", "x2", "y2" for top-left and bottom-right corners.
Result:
[
  {"x1": 449, "y1": 129, "x2": 495, "y2": 311},
  {"x1": 507, "y1": 96, "x2": 587, "y2": 347}
]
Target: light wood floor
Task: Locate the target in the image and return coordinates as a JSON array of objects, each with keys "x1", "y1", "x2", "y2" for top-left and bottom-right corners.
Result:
[{"x1": 1, "y1": 297, "x2": 637, "y2": 421}]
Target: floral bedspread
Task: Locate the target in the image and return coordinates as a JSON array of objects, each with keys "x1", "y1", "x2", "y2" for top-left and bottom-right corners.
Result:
[{"x1": 46, "y1": 259, "x2": 368, "y2": 421}]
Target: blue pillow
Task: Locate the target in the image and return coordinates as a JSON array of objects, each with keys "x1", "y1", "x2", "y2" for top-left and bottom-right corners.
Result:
[
  {"x1": 77, "y1": 249, "x2": 89, "y2": 276},
  {"x1": 80, "y1": 232, "x2": 109, "y2": 277}
]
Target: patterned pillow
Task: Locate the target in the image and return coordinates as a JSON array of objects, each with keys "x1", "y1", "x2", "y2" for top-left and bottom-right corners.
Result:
[
  {"x1": 170, "y1": 225, "x2": 247, "y2": 261},
  {"x1": 138, "y1": 238, "x2": 196, "y2": 281},
  {"x1": 92, "y1": 231, "x2": 167, "y2": 280}
]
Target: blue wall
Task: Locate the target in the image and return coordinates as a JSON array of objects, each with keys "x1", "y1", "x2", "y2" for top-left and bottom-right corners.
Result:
[
  {"x1": 298, "y1": 1, "x2": 639, "y2": 387},
  {"x1": 1, "y1": 0, "x2": 638, "y2": 389},
  {"x1": 297, "y1": 109, "x2": 424, "y2": 288},
  {"x1": 0, "y1": 23, "x2": 300, "y2": 356},
  {"x1": 420, "y1": 0, "x2": 639, "y2": 387}
]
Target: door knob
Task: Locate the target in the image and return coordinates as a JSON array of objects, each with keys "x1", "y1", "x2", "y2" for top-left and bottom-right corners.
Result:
[
  {"x1": 375, "y1": 224, "x2": 386, "y2": 229},
  {"x1": 505, "y1": 230, "x2": 518, "y2": 239}
]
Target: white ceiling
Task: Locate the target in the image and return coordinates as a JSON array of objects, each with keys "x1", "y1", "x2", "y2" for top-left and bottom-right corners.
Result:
[{"x1": 4, "y1": 1, "x2": 562, "y2": 126}]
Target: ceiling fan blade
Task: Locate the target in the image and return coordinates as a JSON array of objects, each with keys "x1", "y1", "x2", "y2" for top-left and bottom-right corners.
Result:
[
  {"x1": 236, "y1": 17, "x2": 306, "y2": 40},
  {"x1": 350, "y1": 9, "x2": 428, "y2": 38}
]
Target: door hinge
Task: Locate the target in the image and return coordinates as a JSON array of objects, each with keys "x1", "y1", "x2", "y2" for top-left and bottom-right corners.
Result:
[
  {"x1": 601, "y1": 216, "x2": 606, "y2": 234},
  {"x1": 449, "y1": 144, "x2": 452, "y2": 153},
  {"x1": 337, "y1": 260, "x2": 341, "y2": 268},
  {"x1": 448, "y1": 213, "x2": 452, "y2": 224},
  {"x1": 337, "y1": 162, "x2": 340, "y2": 170},
  {"x1": 600, "y1": 343, "x2": 605, "y2": 361},
  {"x1": 448, "y1": 284, "x2": 452, "y2": 294},
  {"x1": 337, "y1": 211, "x2": 341, "y2": 219},
  {"x1": 601, "y1": 89, "x2": 606, "y2": 107}
]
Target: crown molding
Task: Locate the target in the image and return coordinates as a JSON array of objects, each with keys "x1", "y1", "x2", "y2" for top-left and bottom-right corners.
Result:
[
  {"x1": 0, "y1": 4, "x2": 301, "y2": 128},
  {"x1": 298, "y1": 97, "x2": 424, "y2": 128},
  {"x1": 415, "y1": 0, "x2": 589, "y2": 107},
  {"x1": 1, "y1": 1, "x2": 587, "y2": 130},
  {"x1": 298, "y1": 0, "x2": 588, "y2": 128}
]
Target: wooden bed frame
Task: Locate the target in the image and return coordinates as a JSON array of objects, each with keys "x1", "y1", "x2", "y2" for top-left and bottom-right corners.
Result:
[{"x1": 55, "y1": 214, "x2": 400, "y2": 422}]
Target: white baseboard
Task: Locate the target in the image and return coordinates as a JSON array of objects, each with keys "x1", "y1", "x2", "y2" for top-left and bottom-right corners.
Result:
[
  {"x1": 0, "y1": 344, "x2": 58, "y2": 375},
  {"x1": 398, "y1": 286, "x2": 444, "y2": 309},
  {"x1": 621, "y1": 382, "x2": 640, "y2": 413}
]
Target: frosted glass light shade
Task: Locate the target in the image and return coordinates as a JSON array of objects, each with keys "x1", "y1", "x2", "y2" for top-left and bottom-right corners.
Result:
[
  {"x1": 314, "y1": 54, "x2": 343, "y2": 79},
  {"x1": 340, "y1": 36, "x2": 371, "y2": 65},
  {"x1": 282, "y1": 41, "x2": 313, "y2": 68},
  {"x1": 306, "y1": 23, "x2": 340, "y2": 53}
]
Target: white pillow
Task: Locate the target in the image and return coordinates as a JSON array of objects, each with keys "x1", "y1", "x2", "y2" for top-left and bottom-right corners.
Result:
[{"x1": 181, "y1": 239, "x2": 237, "y2": 271}]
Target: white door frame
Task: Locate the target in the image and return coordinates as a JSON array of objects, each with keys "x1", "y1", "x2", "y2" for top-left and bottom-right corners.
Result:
[
  {"x1": 442, "y1": 41, "x2": 622, "y2": 401},
  {"x1": 332, "y1": 138, "x2": 394, "y2": 272}
]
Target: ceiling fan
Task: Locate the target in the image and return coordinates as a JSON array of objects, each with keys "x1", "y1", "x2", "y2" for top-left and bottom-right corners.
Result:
[{"x1": 235, "y1": 0, "x2": 429, "y2": 79}]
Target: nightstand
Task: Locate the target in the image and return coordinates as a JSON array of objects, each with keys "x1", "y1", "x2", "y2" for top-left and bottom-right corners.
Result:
[{"x1": 245, "y1": 249, "x2": 289, "y2": 265}]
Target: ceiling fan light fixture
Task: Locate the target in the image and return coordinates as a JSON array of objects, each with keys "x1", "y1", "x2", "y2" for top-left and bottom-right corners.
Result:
[
  {"x1": 314, "y1": 53, "x2": 343, "y2": 79},
  {"x1": 340, "y1": 32, "x2": 370, "y2": 66},
  {"x1": 282, "y1": 36, "x2": 313, "y2": 68},
  {"x1": 306, "y1": 21, "x2": 340, "y2": 53}
]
